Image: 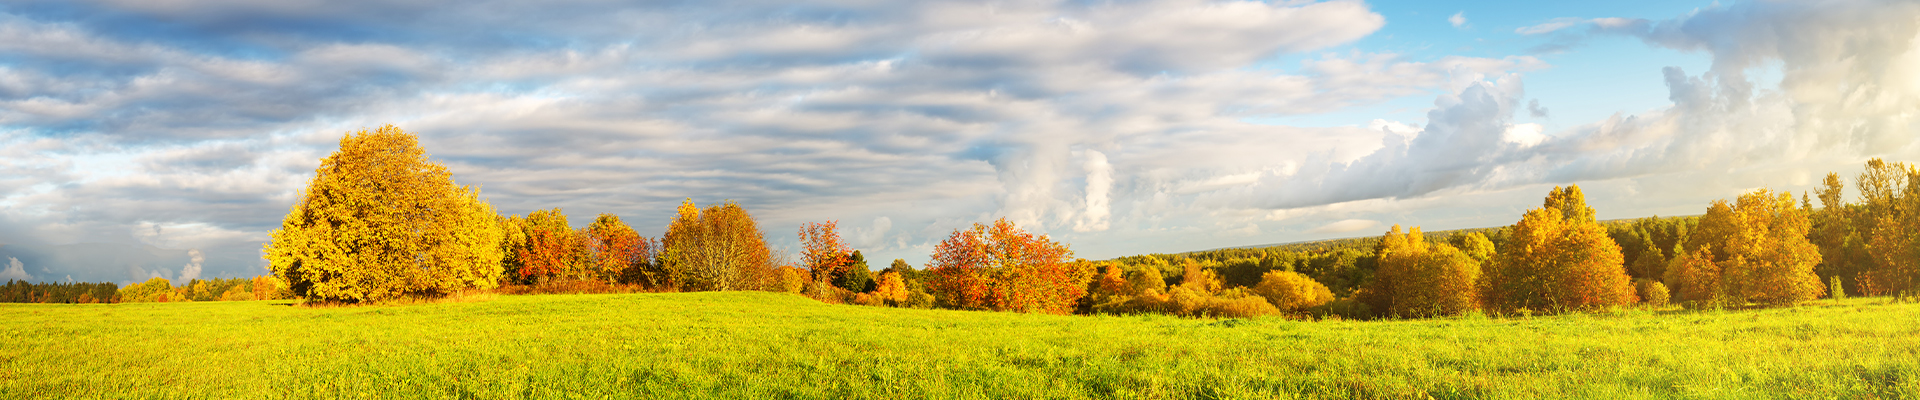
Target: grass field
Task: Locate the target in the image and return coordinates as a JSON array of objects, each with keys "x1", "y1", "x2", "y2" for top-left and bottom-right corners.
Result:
[{"x1": 3, "y1": 292, "x2": 1917, "y2": 399}]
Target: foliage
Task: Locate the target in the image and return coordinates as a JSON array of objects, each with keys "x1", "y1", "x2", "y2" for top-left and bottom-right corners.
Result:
[
  {"x1": 1249, "y1": 270, "x2": 1334, "y2": 312},
  {"x1": 585, "y1": 214, "x2": 658, "y2": 286},
  {"x1": 1483, "y1": 186, "x2": 1636, "y2": 313},
  {"x1": 1636, "y1": 279, "x2": 1670, "y2": 307},
  {"x1": 925, "y1": 218, "x2": 1090, "y2": 313},
  {"x1": 508, "y1": 208, "x2": 590, "y2": 283},
  {"x1": 872, "y1": 270, "x2": 909, "y2": 305},
  {"x1": 798, "y1": 221, "x2": 852, "y2": 283},
  {"x1": 832, "y1": 251, "x2": 874, "y2": 293},
  {"x1": 659, "y1": 199, "x2": 774, "y2": 291},
  {"x1": 1861, "y1": 159, "x2": 1920, "y2": 296},
  {"x1": 263, "y1": 125, "x2": 505, "y2": 303},
  {"x1": 118, "y1": 277, "x2": 175, "y2": 303},
  {"x1": 1177, "y1": 258, "x2": 1223, "y2": 294},
  {"x1": 1360, "y1": 225, "x2": 1482, "y2": 317},
  {"x1": 771, "y1": 266, "x2": 809, "y2": 294},
  {"x1": 1670, "y1": 189, "x2": 1825, "y2": 307},
  {"x1": 0, "y1": 280, "x2": 118, "y2": 303}
]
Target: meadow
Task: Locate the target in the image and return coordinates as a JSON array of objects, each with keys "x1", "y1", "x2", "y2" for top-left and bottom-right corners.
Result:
[{"x1": 3, "y1": 291, "x2": 1916, "y2": 399}]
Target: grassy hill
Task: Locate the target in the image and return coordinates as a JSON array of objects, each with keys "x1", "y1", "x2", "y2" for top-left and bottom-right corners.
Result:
[{"x1": 4, "y1": 291, "x2": 1917, "y2": 399}]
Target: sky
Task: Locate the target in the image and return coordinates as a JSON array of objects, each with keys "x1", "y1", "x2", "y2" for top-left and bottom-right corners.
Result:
[{"x1": 1, "y1": 0, "x2": 1917, "y2": 284}]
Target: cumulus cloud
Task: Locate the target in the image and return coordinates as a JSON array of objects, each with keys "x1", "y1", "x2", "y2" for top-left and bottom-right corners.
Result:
[
  {"x1": 1, "y1": 257, "x2": 29, "y2": 280},
  {"x1": 1074, "y1": 150, "x2": 1113, "y2": 232},
  {"x1": 180, "y1": 249, "x2": 203, "y2": 281},
  {"x1": 1449, "y1": 12, "x2": 1468, "y2": 29}
]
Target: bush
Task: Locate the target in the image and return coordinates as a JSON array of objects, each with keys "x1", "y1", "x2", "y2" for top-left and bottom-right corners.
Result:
[
  {"x1": 1250, "y1": 270, "x2": 1334, "y2": 311},
  {"x1": 1636, "y1": 279, "x2": 1670, "y2": 307}
]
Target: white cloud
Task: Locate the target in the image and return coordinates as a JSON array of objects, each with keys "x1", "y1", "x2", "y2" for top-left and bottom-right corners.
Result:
[
  {"x1": 0, "y1": 257, "x2": 28, "y2": 281},
  {"x1": 1449, "y1": 12, "x2": 1468, "y2": 29},
  {"x1": 1516, "y1": 17, "x2": 1587, "y2": 35},
  {"x1": 1075, "y1": 150, "x2": 1113, "y2": 232},
  {"x1": 180, "y1": 249, "x2": 203, "y2": 281}
]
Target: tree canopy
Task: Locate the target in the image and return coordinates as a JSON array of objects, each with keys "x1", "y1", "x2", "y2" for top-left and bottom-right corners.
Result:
[{"x1": 264, "y1": 125, "x2": 505, "y2": 303}]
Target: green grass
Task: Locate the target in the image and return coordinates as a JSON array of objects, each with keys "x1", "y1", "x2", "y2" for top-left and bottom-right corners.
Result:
[{"x1": 4, "y1": 292, "x2": 1917, "y2": 399}]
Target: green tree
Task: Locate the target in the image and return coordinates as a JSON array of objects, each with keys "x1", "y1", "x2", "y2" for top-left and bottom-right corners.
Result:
[{"x1": 264, "y1": 125, "x2": 505, "y2": 303}]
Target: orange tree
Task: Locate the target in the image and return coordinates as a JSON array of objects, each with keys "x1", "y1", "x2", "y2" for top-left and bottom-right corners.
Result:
[
  {"x1": 797, "y1": 221, "x2": 852, "y2": 284},
  {"x1": 1669, "y1": 189, "x2": 1824, "y2": 307},
  {"x1": 925, "y1": 218, "x2": 1091, "y2": 314},
  {"x1": 506, "y1": 208, "x2": 592, "y2": 283},
  {"x1": 264, "y1": 125, "x2": 505, "y2": 303},
  {"x1": 585, "y1": 214, "x2": 657, "y2": 285},
  {"x1": 1482, "y1": 185, "x2": 1635, "y2": 313}
]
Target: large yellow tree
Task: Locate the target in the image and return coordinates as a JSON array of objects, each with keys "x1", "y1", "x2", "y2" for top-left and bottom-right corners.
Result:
[
  {"x1": 1359, "y1": 225, "x2": 1481, "y2": 317},
  {"x1": 659, "y1": 199, "x2": 773, "y2": 291},
  {"x1": 1669, "y1": 189, "x2": 1824, "y2": 307},
  {"x1": 264, "y1": 125, "x2": 504, "y2": 303},
  {"x1": 1483, "y1": 185, "x2": 1636, "y2": 313}
]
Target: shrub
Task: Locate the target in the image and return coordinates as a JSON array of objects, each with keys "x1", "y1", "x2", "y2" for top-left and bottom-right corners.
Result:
[
  {"x1": 1636, "y1": 279, "x2": 1670, "y2": 307},
  {"x1": 1250, "y1": 270, "x2": 1334, "y2": 312}
]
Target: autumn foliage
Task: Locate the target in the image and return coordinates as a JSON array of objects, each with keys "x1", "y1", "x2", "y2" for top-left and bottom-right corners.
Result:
[
  {"x1": 1482, "y1": 186, "x2": 1636, "y2": 313},
  {"x1": 660, "y1": 199, "x2": 773, "y2": 291},
  {"x1": 1667, "y1": 189, "x2": 1825, "y2": 307},
  {"x1": 798, "y1": 221, "x2": 853, "y2": 283},
  {"x1": 1359, "y1": 225, "x2": 1482, "y2": 317},
  {"x1": 925, "y1": 218, "x2": 1090, "y2": 313},
  {"x1": 264, "y1": 125, "x2": 505, "y2": 303}
]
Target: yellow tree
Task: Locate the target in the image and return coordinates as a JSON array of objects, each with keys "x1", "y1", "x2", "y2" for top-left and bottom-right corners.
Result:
[
  {"x1": 1483, "y1": 186, "x2": 1635, "y2": 313},
  {"x1": 264, "y1": 125, "x2": 505, "y2": 303},
  {"x1": 1861, "y1": 159, "x2": 1920, "y2": 296},
  {"x1": 659, "y1": 199, "x2": 773, "y2": 291},
  {"x1": 1670, "y1": 189, "x2": 1824, "y2": 307},
  {"x1": 1362, "y1": 225, "x2": 1481, "y2": 317},
  {"x1": 1250, "y1": 270, "x2": 1334, "y2": 312}
]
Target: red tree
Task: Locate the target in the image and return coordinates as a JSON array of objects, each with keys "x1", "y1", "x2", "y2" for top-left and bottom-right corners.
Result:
[{"x1": 925, "y1": 218, "x2": 1091, "y2": 314}]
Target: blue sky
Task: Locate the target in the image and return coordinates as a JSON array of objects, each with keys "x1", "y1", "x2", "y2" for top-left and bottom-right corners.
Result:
[{"x1": 1, "y1": 0, "x2": 1916, "y2": 284}]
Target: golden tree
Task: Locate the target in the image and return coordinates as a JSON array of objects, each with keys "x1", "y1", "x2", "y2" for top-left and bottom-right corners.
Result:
[
  {"x1": 1250, "y1": 270, "x2": 1334, "y2": 312},
  {"x1": 659, "y1": 199, "x2": 773, "y2": 291},
  {"x1": 1483, "y1": 186, "x2": 1635, "y2": 313},
  {"x1": 1861, "y1": 159, "x2": 1920, "y2": 296},
  {"x1": 1669, "y1": 189, "x2": 1825, "y2": 307},
  {"x1": 264, "y1": 125, "x2": 505, "y2": 303},
  {"x1": 1361, "y1": 225, "x2": 1482, "y2": 317}
]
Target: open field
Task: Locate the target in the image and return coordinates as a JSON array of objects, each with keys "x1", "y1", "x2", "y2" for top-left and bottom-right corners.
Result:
[{"x1": 4, "y1": 292, "x2": 1918, "y2": 399}]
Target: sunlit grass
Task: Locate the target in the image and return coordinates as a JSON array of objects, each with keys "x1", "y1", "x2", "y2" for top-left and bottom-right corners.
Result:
[{"x1": 3, "y1": 292, "x2": 1917, "y2": 399}]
